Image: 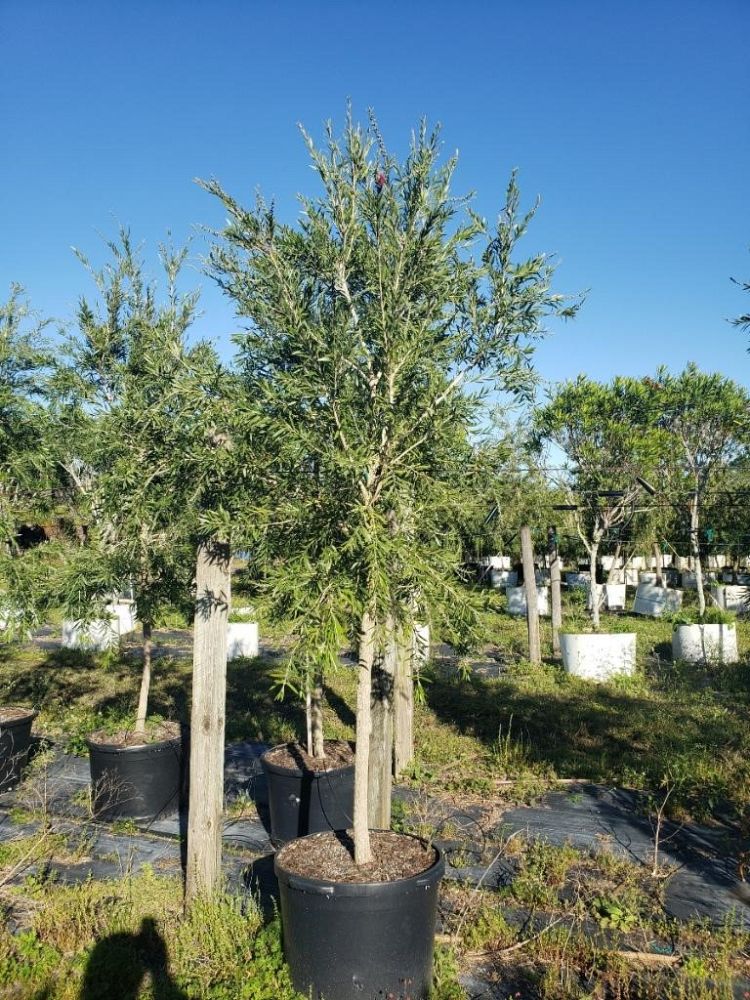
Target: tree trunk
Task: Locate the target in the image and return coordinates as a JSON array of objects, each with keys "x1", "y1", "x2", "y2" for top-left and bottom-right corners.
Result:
[
  {"x1": 393, "y1": 625, "x2": 413, "y2": 776},
  {"x1": 589, "y1": 540, "x2": 601, "y2": 629},
  {"x1": 653, "y1": 543, "x2": 664, "y2": 587},
  {"x1": 368, "y1": 616, "x2": 395, "y2": 829},
  {"x1": 185, "y1": 537, "x2": 231, "y2": 904},
  {"x1": 134, "y1": 621, "x2": 152, "y2": 734},
  {"x1": 310, "y1": 668, "x2": 324, "y2": 759},
  {"x1": 689, "y1": 493, "x2": 706, "y2": 615},
  {"x1": 353, "y1": 612, "x2": 375, "y2": 865},
  {"x1": 305, "y1": 686, "x2": 313, "y2": 758},
  {"x1": 520, "y1": 526, "x2": 541, "y2": 664},
  {"x1": 549, "y1": 530, "x2": 562, "y2": 659},
  {"x1": 607, "y1": 543, "x2": 622, "y2": 584}
]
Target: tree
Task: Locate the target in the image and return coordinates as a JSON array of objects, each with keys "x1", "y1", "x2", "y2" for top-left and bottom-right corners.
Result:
[
  {"x1": 51, "y1": 232, "x2": 198, "y2": 732},
  {"x1": 0, "y1": 285, "x2": 54, "y2": 634},
  {"x1": 533, "y1": 376, "x2": 660, "y2": 628},
  {"x1": 204, "y1": 111, "x2": 581, "y2": 864},
  {"x1": 650, "y1": 364, "x2": 750, "y2": 615}
]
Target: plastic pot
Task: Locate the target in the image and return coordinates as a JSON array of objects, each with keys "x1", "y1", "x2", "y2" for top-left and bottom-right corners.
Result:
[
  {"x1": 275, "y1": 833, "x2": 445, "y2": 1000},
  {"x1": 0, "y1": 709, "x2": 36, "y2": 792},
  {"x1": 86, "y1": 727, "x2": 188, "y2": 821},
  {"x1": 260, "y1": 743, "x2": 354, "y2": 846}
]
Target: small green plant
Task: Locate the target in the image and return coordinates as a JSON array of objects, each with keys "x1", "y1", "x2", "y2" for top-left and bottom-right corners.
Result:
[
  {"x1": 671, "y1": 607, "x2": 735, "y2": 627},
  {"x1": 681, "y1": 954, "x2": 711, "y2": 980},
  {"x1": 590, "y1": 896, "x2": 638, "y2": 932}
]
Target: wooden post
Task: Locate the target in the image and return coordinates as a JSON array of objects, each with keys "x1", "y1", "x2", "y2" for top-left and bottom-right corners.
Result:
[
  {"x1": 353, "y1": 613, "x2": 375, "y2": 865},
  {"x1": 393, "y1": 625, "x2": 414, "y2": 777},
  {"x1": 548, "y1": 526, "x2": 562, "y2": 658},
  {"x1": 185, "y1": 537, "x2": 230, "y2": 904},
  {"x1": 521, "y1": 525, "x2": 541, "y2": 665},
  {"x1": 368, "y1": 616, "x2": 395, "y2": 830}
]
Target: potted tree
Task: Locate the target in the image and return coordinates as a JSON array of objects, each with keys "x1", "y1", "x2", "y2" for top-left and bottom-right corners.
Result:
[
  {"x1": 0, "y1": 284, "x2": 53, "y2": 788},
  {"x1": 671, "y1": 607, "x2": 739, "y2": 664},
  {"x1": 205, "y1": 111, "x2": 580, "y2": 999},
  {"x1": 52, "y1": 234, "x2": 198, "y2": 821},
  {"x1": 260, "y1": 642, "x2": 355, "y2": 846},
  {"x1": 533, "y1": 376, "x2": 661, "y2": 676},
  {"x1": 649, "y1": 364, "x2": 750, "y2": 617}
]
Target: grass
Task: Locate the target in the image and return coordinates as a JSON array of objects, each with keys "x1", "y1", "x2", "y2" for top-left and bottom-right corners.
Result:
[
  {"x1": 443, "y1": 836, "x2": 750, "y2": 999},
  {"x1": 2, "y1": 591, "x2": 750, "y2": 821},
  {"x1": 1, "y1": 588, "x2": 750, "y2": 997},
  {"x1": 0, "y1": 867, "x2": 302, "y2": 1000}
]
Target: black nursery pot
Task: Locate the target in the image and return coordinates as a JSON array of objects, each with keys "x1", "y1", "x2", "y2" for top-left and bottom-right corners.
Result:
[
  {"x1": 86, "y1": 727, "x2": 188, "y2": 822},
  {"x1": 260, "y1": 743, "x2": 354, "y2": 846},
  {"x1": 275, "y1": 833, "x2": 445, "y2": 1000},
  {"x1": 0, "y1": 709, "x2": 37, "y2": 792}
]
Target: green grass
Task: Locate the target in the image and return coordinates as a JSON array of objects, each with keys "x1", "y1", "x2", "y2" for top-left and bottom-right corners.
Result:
[
  {"x1": 2, "y1": 591, "x2": 749, "y2": 999},
  {"x1": 0, "y1": 868, "x2": 302, "y2": 1000},
  {"x1": 2, "y1": 593, "x2": 749, "y2": 823},
  {"x1": 443, "y1": 836, "x2": 750, "y2": 999}
]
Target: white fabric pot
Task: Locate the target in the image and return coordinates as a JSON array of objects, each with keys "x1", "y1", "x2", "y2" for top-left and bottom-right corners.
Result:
[
  {"x1": 560, "y1": 632, "x2": 637, "y2": 681},
  {"x1": 672, "y1": 624, "x2": 738, "y2": 664},
  {"x1": 712, "y1": 585, "x2": 749, "y2": 613},
  {"x1": 105, "y1": 600, "x2": 137, "y2": 636},
  {"x1": 605, "y1": 584, "x2": 626, "y2": 610},
  {"x1": 62, "y1": 619, "x2": 119, "y2": 652},
  {"x1": 489, "y1": 569, "x2": 518, "y2": 589},
  {"x1": 506, "y1": 586, "x2": 550, "y2": 617},
  {"x1": 632, "y1": 584, "x2": 683, "y2": 617},
  {"x1": 413, "y1": 624, "x2": 430, "y2": 666},
  {"x1": 479, "y1": 555, "x2": 511, "y2": 570},
  {"x1": 226, "y1": 622, "x2": 259, "y2": 660}
]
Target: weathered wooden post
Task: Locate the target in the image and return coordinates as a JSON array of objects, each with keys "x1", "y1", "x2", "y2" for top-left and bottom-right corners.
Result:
[
  {"x1": 521, "y1": 525, "x2": 541, "y2": 665},
  {"x1": 548, "y1": 525, "x2": 562, "y2": 658}
]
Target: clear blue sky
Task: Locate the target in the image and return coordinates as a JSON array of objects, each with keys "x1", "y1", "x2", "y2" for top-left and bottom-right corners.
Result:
[{"x1": 2, "y1": 0, "x2": 748, "y2": 389}]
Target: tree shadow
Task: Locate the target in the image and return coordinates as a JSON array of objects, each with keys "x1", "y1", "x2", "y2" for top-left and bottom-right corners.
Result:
[
  {"x1": 242, "y1": 852, "x2": 279, "y2": 923},
  {"x1": 224, "y1": 655, "x2": 305, "y2": 744},
  {"x1": 80, "y1": 917, "x2": 187, "y2": 1000},
  {"x1": 323, "y1": 683, "x2": 356, "y2": 728},
  {"x1": 423, "y1": 666, "x2": 749, "y2": 810}
]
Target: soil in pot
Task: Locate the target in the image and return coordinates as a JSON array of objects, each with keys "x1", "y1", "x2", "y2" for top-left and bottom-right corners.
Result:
[
  {"x1": 0, "y1": 707, "x2": 36, "y2": 792},
  {"x1": 87, "y1": 720, "x2": 188, "y2": 821},
  {"x1": 275, "y1": 830, "x2": 444, "y2": 1000},
  {"x1": 261, "y1": 739, "x2": 354, "y2": 847}
]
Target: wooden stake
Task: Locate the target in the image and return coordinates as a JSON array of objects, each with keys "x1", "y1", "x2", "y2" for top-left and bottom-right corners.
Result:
[
  {"x1": 393, "y1": 624, "x2": 414, "y2": 776},
  {"x1": 548, "y1": 528, "x2": 562, "y2": 659},
  {"x1": 185, "y1": 537, "x2": 230, "y2": 904},
  {"x1": 368, "y1": 615, "x2": 395, "y2": 830},
  {"x1": 353, "y1": 612, "x2": 375, "y2": 865},
  {"x1": 521, "y1": 525, "x2": 541, "y2": 665}
]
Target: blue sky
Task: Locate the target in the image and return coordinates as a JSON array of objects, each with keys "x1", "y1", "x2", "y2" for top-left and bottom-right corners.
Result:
[{"x1": 2, "y1": 0, "x2": 748, "y2": 390}]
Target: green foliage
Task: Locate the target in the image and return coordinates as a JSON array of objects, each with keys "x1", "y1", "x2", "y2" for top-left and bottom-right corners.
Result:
[
  {"x1": 671, "y1": 607, "x2": 736, "y2": 627},
  {"x1": 591, "y1": 895, "x2": 638, "y2": 932},
  {"x1": 204, "y1": 110, "x2": 580, "y2": 746},
  {"x1": 0, "y1": 870, "x2": 301, "y2": 1000},
  {"x1": 50, "y1": 232, "x2": 202, "y2": 631}
]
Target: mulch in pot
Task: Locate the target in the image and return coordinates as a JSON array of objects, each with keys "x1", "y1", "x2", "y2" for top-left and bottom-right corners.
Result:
[
  {"x1": 0, "y1": 707, "x2": 35, "y2": 725},
  {"x1": 264, "y1": 739, "x2": 354, "y2": 772},
  {"x1": 87, "y1": 720, "x2": 183, "y2": 749},
  {"x1": 277, "y1": 829, "x2": 437, "y2": 884}
]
